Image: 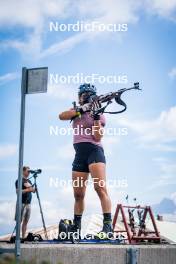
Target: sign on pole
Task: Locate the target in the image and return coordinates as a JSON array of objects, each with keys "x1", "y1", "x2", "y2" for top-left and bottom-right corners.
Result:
[{"x1": 27, "y1": 67, "x2": 48, "y2": 94}]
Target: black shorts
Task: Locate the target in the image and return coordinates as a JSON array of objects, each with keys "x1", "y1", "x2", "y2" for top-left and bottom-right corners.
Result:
[{"x1": 72, "y1": 142, "x2": 106, "y2": 173}]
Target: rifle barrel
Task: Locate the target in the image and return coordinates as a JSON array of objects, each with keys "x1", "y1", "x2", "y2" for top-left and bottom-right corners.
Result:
[{"x1": 98, "y1": 85, "x2": 140, "y2": 103}]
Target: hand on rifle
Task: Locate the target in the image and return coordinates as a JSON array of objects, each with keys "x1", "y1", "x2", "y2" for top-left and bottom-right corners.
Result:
[
  {"x1": 90, "y1": 97, "x2": 102, "y2": 120},
  {"x1": 76, "y1": 103, "x2": 91, "y2": 114}
]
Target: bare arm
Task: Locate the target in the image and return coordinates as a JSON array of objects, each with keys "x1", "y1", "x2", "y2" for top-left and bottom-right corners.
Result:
[
  {"x1": 23, "y1": 187, "x2": 35, "y2": 193},
  {"x1": 16, "y1": 181, "x2": 35, "y2": 194},
  {"x1": 59, "y1": 109, "x2": 78, "y2": 120},
  {"x1": 16, "y1": 187, "x2": 35, "y2": 194}
]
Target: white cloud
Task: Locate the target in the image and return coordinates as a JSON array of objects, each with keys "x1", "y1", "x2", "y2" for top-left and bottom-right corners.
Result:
[
  {"x1": 1, "y1": 0, "x2": 176, "y2": 59},
  {"x1": 148, "y1": 158, "x2": 176, "y2": 190},
  {"x1": 1, "y1": 0, "x2": 175, "y2": 31},
  {"x1": 47, "y1": 83, "x2": 75, "y2": 100},
  {"x1": 145, "y1": 0, "x2": 176, "y2": 20},
  {"x1": 139, "y1": 143, "x2": 176, "y2": 152},
  {"x1": 74, "y1": 0, "x2": 140, "y2": 23},
  {"x1": 30, "y1": 200, "x2": 64, "y2": 226},
  {"x1": 0, "y1": 200, "x2": 15, "y2": 229},
  {"x1": 57, "y1": 143, "x2": 74, "y2": 159},
  {"x1": 40, "y1": 31, "x2": 90, "y2": 59},
  {"x1": 116, "y1": 106, "x2": 176, "y2": 151},
  {"x1": 38, "y1": 0, "x2": 141, "y2": 59},
  {"x1": 0, "y1": 72, "x2": 19, "y2": 86},
  {"x1": 0, "y1": 28, "x2": 43, "y2": 60},
  {"x1": 0, "y1": 0, "x2": 69, "y2": 28},
  {"x1": 0, "y1": 199, "x2": 67, "y2": 234},
  {"x1": 0, "y1": 0, "x2": 69, "y2": 59},
  {"x1": 161, "y1": 163, "x2": 176, "y2": 175},
  {"x1": 149, "y1": 174, "x2": 176, "y2": 190},
  {"x1": 152, "y1": 157, "x2": 168, "y2": 163},
  {"x1": 0, "y1": 144, "x2": 17, "y2": 159},
  {"x1": 102, "y1": 136, "x2": 120, "y2": 156},
  {"x1": 168, "y1": 67, "x2": 176, "y2": 79},
  {"x1": 171, "y1": 192, "x2": 176, "y2": 204}
]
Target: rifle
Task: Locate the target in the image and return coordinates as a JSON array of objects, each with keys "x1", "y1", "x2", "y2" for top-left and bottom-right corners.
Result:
[{"x1": 73, "y1": 82, "x2": 141, "y2": 116}]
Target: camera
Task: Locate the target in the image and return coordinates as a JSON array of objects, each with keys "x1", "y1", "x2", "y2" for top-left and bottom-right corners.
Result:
[{"x1": 29, "y1": 169, "x2": 42, "y2": 174}]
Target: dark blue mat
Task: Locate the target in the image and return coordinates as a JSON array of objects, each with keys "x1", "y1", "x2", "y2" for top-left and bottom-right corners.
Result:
[{"x1": 26, "y1": 239, "x2": 124, "y2": 244}]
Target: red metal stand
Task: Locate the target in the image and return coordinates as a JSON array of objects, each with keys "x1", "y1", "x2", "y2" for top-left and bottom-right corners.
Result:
[{"x1": 113, "y1": 204, "x2": 160, "y2": 244}]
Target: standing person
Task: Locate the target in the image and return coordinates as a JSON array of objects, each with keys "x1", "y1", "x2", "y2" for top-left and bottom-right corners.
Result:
[
  {"x1": 59, "y1": 83, "x2": 112, "y2": 238},
  {"x1": 15, "y1": 166, "x2": 35, "y2": 239}
]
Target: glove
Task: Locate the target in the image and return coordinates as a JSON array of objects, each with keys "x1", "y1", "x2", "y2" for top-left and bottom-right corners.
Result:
[
  {"x1": 91, "y1": 99, "x2": 102, "y2": 120},
  {"x1": 76, "y1": 103, "x2": 91, "y2": 114}
]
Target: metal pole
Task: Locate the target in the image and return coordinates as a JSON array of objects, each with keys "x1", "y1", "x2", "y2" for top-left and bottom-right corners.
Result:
[
  {"x1": 127, "y1": 248, "x2": 138, "y2": 264},
  {"x1": 15, "y1": 67, "x2": 27, "y2": 258}
]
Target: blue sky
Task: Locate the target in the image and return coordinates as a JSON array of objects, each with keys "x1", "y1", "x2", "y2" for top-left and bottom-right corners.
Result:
[{"x1": 0, "y1": 0, "x2": 176, "y2": 235}]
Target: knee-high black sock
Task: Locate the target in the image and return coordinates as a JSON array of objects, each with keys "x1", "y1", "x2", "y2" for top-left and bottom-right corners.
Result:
[
  {"x1": 74, "y1": 214, "x2": 82, "y2": 228},
  {"x1": 103, "y1": 213, "x2": 112, "y2": 225}
]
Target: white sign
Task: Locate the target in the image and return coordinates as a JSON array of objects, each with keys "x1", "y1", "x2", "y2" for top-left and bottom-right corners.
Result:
[{"x1": 27, "y1": 67, "x2": 48, "y2": 94}]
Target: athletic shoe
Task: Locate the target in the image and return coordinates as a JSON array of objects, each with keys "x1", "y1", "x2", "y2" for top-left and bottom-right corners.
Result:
[{"x1": 94, "y1": 223, "x2": 114, "y2": 240}]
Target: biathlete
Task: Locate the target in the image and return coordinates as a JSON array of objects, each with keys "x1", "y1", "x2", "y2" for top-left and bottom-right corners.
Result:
[{"x1": 59, "y1": 83, "x2": 113, "y2": 238}]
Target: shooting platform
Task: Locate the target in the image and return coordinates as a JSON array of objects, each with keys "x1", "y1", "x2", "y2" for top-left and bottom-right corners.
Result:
[{"x1": 0, "y1": 243, "x2": 176, "y2": 264}]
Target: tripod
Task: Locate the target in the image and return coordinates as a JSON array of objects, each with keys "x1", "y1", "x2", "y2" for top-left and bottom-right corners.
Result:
[{"x1": 33, "y1": 173, "x2": 48, "y2": 240}]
